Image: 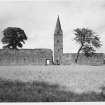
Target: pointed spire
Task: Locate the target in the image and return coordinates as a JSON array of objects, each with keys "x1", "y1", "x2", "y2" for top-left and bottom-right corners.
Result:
[{"x1": 54, "y1": 16, "x2": 62, "y2": 34}]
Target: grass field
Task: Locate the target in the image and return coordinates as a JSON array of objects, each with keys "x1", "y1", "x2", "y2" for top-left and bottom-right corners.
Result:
[
  {"x1": 0, "y1": 65, "x2": 105, "y2": 101},
  {"x1": 0, "y1": 79, "x2": 105, "y2": 102}
]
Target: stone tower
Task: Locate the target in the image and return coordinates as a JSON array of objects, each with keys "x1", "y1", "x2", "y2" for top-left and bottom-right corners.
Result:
[{"x1": 54, "y1": 16, "x2": 63, "y2": 65}]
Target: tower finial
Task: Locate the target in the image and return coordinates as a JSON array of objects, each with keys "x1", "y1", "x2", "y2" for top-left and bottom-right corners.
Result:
[{"x1": 57, "y1": 15, "x2": 59, "y2": 18}]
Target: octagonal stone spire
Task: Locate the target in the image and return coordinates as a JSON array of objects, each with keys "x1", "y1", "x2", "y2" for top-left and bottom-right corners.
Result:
[{"x1": 54, "y1": 16, "x2": 62, "y2": 35}]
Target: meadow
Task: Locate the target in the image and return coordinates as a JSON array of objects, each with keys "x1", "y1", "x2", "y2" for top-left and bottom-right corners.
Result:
[{"x1": 0, "y1": 65, "x2": 105, "y2": 101}]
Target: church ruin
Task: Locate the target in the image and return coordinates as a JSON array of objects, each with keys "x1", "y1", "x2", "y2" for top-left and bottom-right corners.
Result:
[
  {"x1": 0, "y1": 49, "x2": 53, "y2": 65},
  {"x1": 53, "y1": 16, "x2": 105, "y2": 65},
  {"x1": 0, "y1": 16, "x2": 104, "y2": 65}
]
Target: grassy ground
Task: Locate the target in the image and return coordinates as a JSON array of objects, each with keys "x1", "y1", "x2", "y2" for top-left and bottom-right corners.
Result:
[
  {"x1": 0, "y1": 78, "x2": 105, "y2": 102},
  {"x1": 0, "y1": 65, "x2": 105, "y2": 93},
  {"x1": 0, "y1": 65, "x2": 105, "y2": 101}
]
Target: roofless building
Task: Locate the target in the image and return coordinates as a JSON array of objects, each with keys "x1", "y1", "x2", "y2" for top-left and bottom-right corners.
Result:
[{"x1": 0, "y1": 16, "x2": 104, "y2": 65}]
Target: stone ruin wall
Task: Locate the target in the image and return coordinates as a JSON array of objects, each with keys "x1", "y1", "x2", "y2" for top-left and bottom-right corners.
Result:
[
  {"x1": 61, "y1": 53, "x2": 105, "y2": 65},
  {"x1": 0, "y1": 49, "x2": 53, "y2": 65},
  {"x1": 0, "y1": 49, "x2": 104, "y2": 66}
]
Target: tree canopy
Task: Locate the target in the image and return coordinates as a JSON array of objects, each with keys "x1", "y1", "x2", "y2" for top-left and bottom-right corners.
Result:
[
  {"x1": 1, "y1": 27, "x2": 27, "y2": 49},
  {"x1": 74, "y1": 28, "x2": 102, "y2": 63}
]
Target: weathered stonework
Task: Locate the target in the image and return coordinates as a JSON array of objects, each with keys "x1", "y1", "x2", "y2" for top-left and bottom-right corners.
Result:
[
  {"x1": 61, "y1": 53, "x2": 105, "y2": 65},
  {"x1": 0, "y1": 49, "x2": 53, "y2": 65},
  {"x1": 54, "y1": 17, "x2": 105, "y2": 65},
  {"x1": 0, "y1": 17, "x2": 104, "y2": 66},
  {"x1": 54, "y1": 16, "x2": 63, "y2": 65}
]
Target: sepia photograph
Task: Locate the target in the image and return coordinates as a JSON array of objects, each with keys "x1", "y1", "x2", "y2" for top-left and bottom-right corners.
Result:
[{"x1": 0, "y1": 0, "x2": 105, "y2": 102}]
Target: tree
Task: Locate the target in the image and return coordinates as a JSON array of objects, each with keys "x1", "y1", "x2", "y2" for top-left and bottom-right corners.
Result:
[
  {"x1": 74, "y1": 28, "x2": 101, "y2": 63},
  {"x1": 1, "y1": 27, "x2": 27, "y2": 49}
]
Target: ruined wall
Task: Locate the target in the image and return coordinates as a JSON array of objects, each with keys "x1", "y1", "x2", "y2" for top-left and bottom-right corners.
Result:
[
  {"x1": 0, "y1": 49, "x2": 53, "y2": 65},
  {"x1": 0, "y1": 49, "x2": 104, "y2": 66},
  {"x1": 61, "y1": 53, "x2": 105, "y2": 65}
]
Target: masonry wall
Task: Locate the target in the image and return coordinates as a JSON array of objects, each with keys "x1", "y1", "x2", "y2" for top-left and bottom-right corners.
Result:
[
  {"x1": 0, "y1": 49, "x2": 53, "y2": 65},
  {"x1": 61, "y1": 53, "x2": 105, "y2": 65},
  {"x1": 0, "y1": 49, "x2": 104, "y2": 66}
]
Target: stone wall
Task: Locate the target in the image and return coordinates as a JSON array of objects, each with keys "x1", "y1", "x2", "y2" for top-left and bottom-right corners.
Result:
[
  {"x1": 0, "y1": 49, "x2": 53, "y2": 65},
  {"x1": 61, "y1": 53, "x2": 105, "y2": 65},
  {"x1": 0, "y1": 49, "x2": 104, "y2": 66}
]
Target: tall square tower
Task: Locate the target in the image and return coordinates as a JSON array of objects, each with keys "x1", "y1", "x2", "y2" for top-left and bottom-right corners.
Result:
[{"x1": 54, "y1": 16, "x2": 63, "y2": 65}]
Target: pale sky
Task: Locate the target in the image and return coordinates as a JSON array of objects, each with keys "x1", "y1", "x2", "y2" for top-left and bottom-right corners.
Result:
[{"x1": 0, "y1": 0, "x2": 105, "y2": 53}]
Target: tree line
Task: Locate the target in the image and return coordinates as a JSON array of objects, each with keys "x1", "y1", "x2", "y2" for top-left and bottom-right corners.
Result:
[{"x1": 1, "y1": 27, "x2": 102, "y2": 63}]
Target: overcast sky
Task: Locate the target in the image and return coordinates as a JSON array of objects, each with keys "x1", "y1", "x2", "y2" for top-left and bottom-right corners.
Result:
[{"x1": 0, "y1": 0, "x2": 105, "y2": 53}]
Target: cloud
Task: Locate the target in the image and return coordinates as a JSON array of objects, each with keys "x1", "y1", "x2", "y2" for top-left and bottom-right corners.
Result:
[{"x1": 0, "y1": 0, "x2": 105, "y2": 53}]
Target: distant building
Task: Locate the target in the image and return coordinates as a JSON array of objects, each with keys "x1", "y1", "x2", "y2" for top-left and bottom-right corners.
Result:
[
  {"x1": 53, "y1": 16, "x2": 105, "y2": 65},
  {"x1": 0, "y1": 49, "x2": 53, "y2": 65},
  {"x1": 0, "y1": 16, "x2": 104, "y2": 65},
  {"x1": 54, "y1": 16, "x2": 63, "y2": 65}
]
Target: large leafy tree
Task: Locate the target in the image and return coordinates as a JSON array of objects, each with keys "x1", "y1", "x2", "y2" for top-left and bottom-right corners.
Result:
[
  {"x1": 1, "y1": 27, "x2": 27, "y2": 49},
  {"x1": 74, "y1": 28, "x2": 101, "y2": 63}
]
